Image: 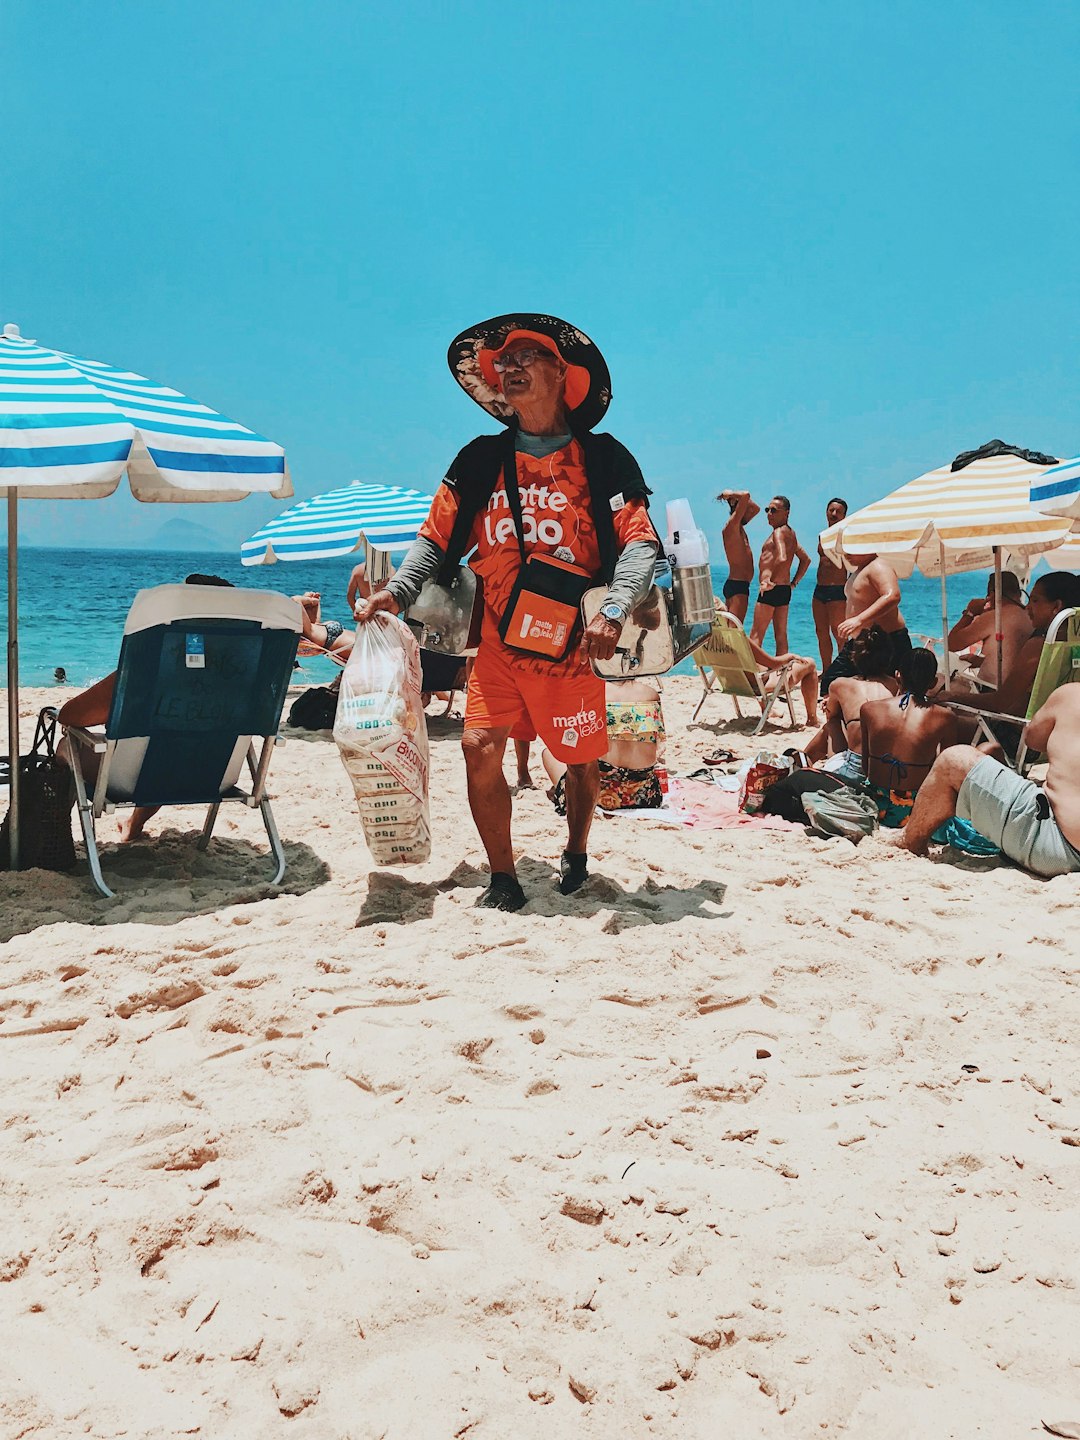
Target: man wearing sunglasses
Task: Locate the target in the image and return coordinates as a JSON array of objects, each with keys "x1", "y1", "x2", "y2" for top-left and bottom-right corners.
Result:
[
  {"x1": 750, "y1": 496, "x2": 810, "y2": 655},
  {"x1": 356, "y1": 314, "x2": 659, "y2": 912}
]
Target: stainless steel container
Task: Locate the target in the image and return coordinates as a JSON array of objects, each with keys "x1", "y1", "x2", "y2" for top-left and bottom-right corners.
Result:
[
  {"x1": 671, "y1": 563, "x2": 715, "y2": 626},
  {"x1": 405, "y1": 565, "x2": 482, "y2": 656},
  {"x1": 580, "y1": 585, "x2": 711, "y2": 679}
]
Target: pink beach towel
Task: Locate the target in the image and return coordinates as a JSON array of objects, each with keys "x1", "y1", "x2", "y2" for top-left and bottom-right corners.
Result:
[{"x1": 668, "y1": 778, "x2": 797, "y2": 831}]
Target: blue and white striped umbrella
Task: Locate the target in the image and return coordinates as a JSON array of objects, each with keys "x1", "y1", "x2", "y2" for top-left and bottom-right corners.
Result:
[
  {"x1": 0, "y1": 323, "x2": 291, "y2": 500},
  {"x1": 1, "y1": 320, "x2": 292, "y2": 869},
  {"x1": 241, "y1": 481, "x2": 433, "y2": 565},
  {"x1": 1030, "y1": 455, "x2": 1080, "y2": 524}
]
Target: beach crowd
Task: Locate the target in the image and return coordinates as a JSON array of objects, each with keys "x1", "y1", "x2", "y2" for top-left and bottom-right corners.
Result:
[{"x1": 41, "y1": 311, "x2": 1080, "y2": 903}]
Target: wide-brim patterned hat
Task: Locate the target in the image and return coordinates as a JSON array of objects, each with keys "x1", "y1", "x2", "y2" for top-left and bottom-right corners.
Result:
[{"x1": 447, "y1": 313, "x2": 612, "y2": 432}]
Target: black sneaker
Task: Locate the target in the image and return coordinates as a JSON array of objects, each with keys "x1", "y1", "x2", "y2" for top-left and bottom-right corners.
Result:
[
  {"x1": 476, "y1": 873, "x2": 527, "y2": 912},
  {"x1": 558, "y1": 851, "x2": 589, "y2": 896}
]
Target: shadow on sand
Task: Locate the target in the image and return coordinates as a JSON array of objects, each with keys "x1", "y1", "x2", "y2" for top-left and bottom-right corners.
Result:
[
  {"x1": 356, "y1": 856, "x2": 728, "y2": 929},
  {"x1": 0, "y1": 831, "x2": 331, "y2": 942}
]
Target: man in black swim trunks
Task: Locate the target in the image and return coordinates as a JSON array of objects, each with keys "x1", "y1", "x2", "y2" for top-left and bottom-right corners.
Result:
[
  {"x1": 750, "y1": 495, "x2": 810, "y2": 655},
  {"x1": 813, "y1": 497, "x2": 848, "y2": 670},
  {"x1": 717, "y1": 489, "x2": 759, "y2": 623}
]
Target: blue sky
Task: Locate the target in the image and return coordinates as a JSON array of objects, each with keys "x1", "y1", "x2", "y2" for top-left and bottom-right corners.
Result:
[{"x1": 3, "y1": 0, "x2": 1078, "y2": 561}]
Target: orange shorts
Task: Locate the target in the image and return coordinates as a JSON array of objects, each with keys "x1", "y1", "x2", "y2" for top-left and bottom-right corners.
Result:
[{"x1": 465, "y1": 637, "x2": 607, "y2": 764}]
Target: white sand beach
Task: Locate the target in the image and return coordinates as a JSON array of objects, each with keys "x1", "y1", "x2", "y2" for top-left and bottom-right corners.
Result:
[{"x1": 1, "y1": 676, "x2": 1078, "y2": 1438}]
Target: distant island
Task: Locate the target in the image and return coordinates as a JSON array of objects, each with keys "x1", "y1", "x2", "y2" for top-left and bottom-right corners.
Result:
[{"x1": 144, "y1": 518, "x2": 233, "y2": 552}]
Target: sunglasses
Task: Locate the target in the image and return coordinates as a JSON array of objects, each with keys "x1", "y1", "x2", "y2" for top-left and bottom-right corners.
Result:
[
  {"x1": 491, "y1": 347, "x2": 556, "y2": 373},
  {"x1": 765, "y1": 504, "x2": 786, "y2": 513}
]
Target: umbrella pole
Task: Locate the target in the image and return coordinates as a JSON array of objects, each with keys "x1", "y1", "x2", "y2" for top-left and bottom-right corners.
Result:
[
  {"x1": 993, "y1": 546, "x2": 1003, "y2": 682},
  {"x1": 6, "y1": 488, "x2": 19, "y2": 870},
  {"x1": 939, "y1": 540, "x2": 949, "y2": 681}
]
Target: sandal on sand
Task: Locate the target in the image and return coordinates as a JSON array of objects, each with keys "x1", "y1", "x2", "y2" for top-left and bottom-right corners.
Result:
[{"x1": 702, "y1": 747, "x2": 737, "y2": 766}]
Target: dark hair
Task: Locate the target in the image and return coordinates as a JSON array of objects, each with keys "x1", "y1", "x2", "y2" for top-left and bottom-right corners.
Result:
[
  {"x1": 900, "y1": 648, "x2": 939, "y2": 704},
  {"x1": 989, "y1": 571, "x2": 1023, "y2": 602},
  {"x1": 771, "y1": 495, "x2": 791, "y2": 511},
  {"x1": 849, "y1": 624, "x2": 895, "y2": 679},
  {"x1": 827, "y1": 496, "x2": 848, "y2": 514},
  {"x1": 1031, "y1": 572, "x2": 1079, "y2": 608},
  {"x1": 185, "y1": 573, "x2": 234, "y2": 587}
]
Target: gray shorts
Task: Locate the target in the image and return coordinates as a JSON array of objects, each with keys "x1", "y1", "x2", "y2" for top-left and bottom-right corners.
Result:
[{"x1": 956, "y1": 756, "x2": 1080, "y2": 878}]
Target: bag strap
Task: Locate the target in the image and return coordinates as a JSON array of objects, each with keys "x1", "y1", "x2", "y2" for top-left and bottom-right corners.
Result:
[
  {"x1": 32, "y1": 707, "x2": 58, "y2": 759},
  {"x1": 501, "y1": 446, "x2": 529, "y2": 567},
  {"x1": 436, "y1": 430, "x2": 515, "y2": 586}
]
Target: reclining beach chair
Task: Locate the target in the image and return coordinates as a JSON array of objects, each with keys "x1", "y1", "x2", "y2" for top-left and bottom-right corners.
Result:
[
  {"x1": 691, "y1": 609, "x2": 797, "y2": 733},
  {"x1": 57, "y1": 584, "x2": 302, "y2": 898},
  {"x1": 945, "y1": 607, "x2": 1079, "y2": 775}
]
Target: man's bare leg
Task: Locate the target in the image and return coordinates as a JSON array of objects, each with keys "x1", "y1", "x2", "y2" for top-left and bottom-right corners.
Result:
[
  {"x1": 773, "y1": 606, "x2": 790, "y2": 655},
  {"x1": 461, "y1": 726, "x2": 525, "y2": 910},
  {"x1": 727, "y1": 592, "x2": 749, "y2": 625},
  {"x1": 749, "y1": 602, "x2": 772, "y2": 648},
  {"x1": 899, "y1": 745, "x2": 983, "y2": 854},
  {"x1": 813, "y1": 598, "x2": 833, "y2": 670},
  {"x1": 117, "y1": 806, "x2": 160, "y2": 843},
  {"x1": 514, "y1": 739, "x2": 534, "y2": 789},
  {"x1": 560, "y1": 759, "x2": 600, "y2": 894}
]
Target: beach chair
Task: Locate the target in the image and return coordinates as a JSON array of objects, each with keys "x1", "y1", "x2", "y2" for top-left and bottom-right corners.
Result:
[
  {"x1": 691, "y1": 609, "x2": 797, "y2": 733},
  {"x1": 57, "y1": 585, "x2": 302, "y2": 898},
  {"x1": 946, "y1": 607, "x2": 1079, "y2": 774}
]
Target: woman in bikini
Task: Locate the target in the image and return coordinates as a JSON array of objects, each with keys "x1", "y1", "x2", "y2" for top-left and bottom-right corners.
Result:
[
  {"x1": 859, "y1": 648, "x2": 958, "y2": 826},
  {"x1": 803, "y1": 625, "x2": 899, "y2": 781},
  {"x1": 542, "y1": 677, "x2": 665, "y2": 813}
]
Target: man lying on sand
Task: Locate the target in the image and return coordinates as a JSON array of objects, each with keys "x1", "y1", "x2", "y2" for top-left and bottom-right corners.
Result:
[{"x1": 899, "y1": 686, "x2": 1080, "y2": 877}]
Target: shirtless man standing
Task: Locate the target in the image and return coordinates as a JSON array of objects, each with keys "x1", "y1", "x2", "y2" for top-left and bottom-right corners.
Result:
[
  {"x1": 750, "y1": 495, "x2": 810, "y2": 654},
  {"x1": 812, "y1": 497, "x2": 848, "y2": 670},
  {"x1": 819, "y1": 552, "x2": 911, "y2": 695},
  {"x1": 717, "y1": 489, "x2": 759, "y2": 623},
  {"x1": 947, "y1": 572, "x2": 1031, "y2": 687}
]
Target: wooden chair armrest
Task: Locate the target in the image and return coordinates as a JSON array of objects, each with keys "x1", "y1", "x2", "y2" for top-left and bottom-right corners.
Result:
[{"x1": 62, "y1": 724, "x2": 108, "y2": 753}]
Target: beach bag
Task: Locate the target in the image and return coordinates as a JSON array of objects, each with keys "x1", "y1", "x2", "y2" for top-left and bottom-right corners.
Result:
[
  {"x1": 287, "y1": 682, "x2": 340, "y2": 731},
  {"x1": 334, "y1": 617, "x2": 431, "y2": 865},
  {"x1": 0, "y1": 709, "x2": 76, "y2": 872},
  {"x1": 761, "y1": 770, "x2": 847, "y2": 825},
  {"x1": 738, "y1": 752, "x2": 791, "y2": 815},
  {"x1": 801, "y1": 787, "x2": 879, "y2": 843}
]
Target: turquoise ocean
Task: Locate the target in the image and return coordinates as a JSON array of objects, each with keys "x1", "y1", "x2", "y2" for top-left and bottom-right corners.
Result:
[{"x1": 1, "y1": 546, "x2": 1016, "y2": 690}]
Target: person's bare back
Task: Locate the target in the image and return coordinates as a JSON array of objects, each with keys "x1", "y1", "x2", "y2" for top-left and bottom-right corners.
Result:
[
  {"x1": 1028, "y1": 686, "x2": 1080, "y2": 849},
  {"x1": 827, "y1": 674, "x2": 898, "y2": 752},
  {"x1": 860, "y1": 693, "x2": 957, "y2": 791},
  {"x1": 719, "y1": 490, "x2": 757, "y2": 581}
]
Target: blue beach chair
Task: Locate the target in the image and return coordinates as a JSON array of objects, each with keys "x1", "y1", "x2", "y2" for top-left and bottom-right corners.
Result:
[{"x1": 58, "y1": 584, "x2": 302, "y2": 898}]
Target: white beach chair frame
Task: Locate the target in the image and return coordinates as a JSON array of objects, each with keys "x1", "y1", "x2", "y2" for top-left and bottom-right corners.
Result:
[{"x1": 692, "y1": 609, "x2": 798, "y2": 734}]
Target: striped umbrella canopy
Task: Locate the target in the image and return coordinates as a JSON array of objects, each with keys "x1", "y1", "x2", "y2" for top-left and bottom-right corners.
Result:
[
  {"x1": 1030, "y1": 455, "x2": 1080, "y2": 524},
  {"x1": 240, "y1": 481, "x2": 433, "y2": 565},
  {"x1": 1, "y1": 321, "x2": 292, "y2": 868},
  {"x1": 820, "y1": 447, "x2": 1070, "y2": 577}
]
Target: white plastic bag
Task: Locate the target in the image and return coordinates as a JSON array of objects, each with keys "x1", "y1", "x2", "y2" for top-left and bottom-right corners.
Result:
[{"x1": 334, "y1": 615, "x2": 431, "y2": 864}]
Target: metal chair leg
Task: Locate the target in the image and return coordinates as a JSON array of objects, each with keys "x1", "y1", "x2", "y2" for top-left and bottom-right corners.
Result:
[
  {"x1": 260, "y1": 799, "x2": 287, "y2": 885},
  {"x1": 197, "y1": 802, "x2": 221, "y2": 852},
  {"x1": 69, "y1": 747, "x2": 114, "y2": 899}
]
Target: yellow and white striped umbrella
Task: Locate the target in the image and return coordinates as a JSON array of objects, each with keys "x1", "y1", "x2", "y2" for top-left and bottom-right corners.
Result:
[{"x1": 820, "y1": 449, "x2": 1072, "y2": 577}]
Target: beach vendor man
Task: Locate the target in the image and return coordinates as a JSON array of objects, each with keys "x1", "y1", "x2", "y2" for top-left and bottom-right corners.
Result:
[{"x1": 356, "y1": 313, "x2": 660, "y2": 912}]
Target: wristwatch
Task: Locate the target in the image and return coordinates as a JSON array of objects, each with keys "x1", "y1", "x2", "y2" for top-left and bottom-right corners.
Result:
[{"x1": 599, "y1": 601, "x2": 627, "y2": 625}]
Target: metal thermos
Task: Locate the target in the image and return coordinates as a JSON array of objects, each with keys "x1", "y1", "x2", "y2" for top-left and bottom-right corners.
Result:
[{"x1": 671, "y1": 559, "x2": 715, "y2": 626}]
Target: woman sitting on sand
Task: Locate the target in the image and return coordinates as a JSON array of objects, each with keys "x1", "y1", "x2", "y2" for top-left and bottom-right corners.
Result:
[
  {"x1": 858, "y1": 648, "x2": 958, "y2": 826},
  {"x1": 294, "y1": 591, "x2": 353, "y2": 662},
  {"x1": 803, "y1": 625, "x2": 900, "y2": 782},
  {"x1": 542, "y1": 677, "x2": 666, "y2": 813}
]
